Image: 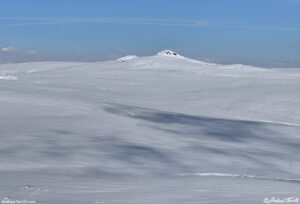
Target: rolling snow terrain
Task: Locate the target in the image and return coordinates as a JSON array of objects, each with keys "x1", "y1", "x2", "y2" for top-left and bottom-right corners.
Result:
[{"x1": 1, "y1": 50, "x2": 300, "y2": 204}]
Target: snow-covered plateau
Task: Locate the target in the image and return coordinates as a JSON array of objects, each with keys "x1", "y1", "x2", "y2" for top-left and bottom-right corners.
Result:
[{"x1": 1, "y1": 50, "x2": 300, "y2": 204}]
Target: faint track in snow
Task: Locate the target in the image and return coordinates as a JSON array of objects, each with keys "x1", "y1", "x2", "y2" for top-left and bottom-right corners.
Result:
[{"x1": 179, "y1": 173, "x2": 300, "y2": 183}]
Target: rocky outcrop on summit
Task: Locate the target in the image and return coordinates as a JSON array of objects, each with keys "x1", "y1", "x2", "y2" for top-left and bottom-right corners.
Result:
[{"x1": 157, "y1": 50, "x2": 179, "y2": 56}]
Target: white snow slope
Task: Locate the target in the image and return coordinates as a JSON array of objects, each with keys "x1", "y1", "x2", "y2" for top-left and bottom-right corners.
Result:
[{"x1": 1, "y1": 50, "x2": 300, "y2": 204}]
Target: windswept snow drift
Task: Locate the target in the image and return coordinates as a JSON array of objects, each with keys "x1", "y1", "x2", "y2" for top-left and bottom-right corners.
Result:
[
  {"x1": 0, "y1": 51, "x2": 300, "y2": 204},
  {"x1": 0, "y1": 74, "x2": 18, "y2": 80},
  {"x1": 117, "y1": 55, "x2": 138, "y2": 62}
]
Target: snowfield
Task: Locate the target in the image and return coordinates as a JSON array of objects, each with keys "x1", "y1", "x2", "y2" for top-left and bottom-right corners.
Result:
[{"x1": 1, "y1": 50, "x2": 300, "y2": 204}]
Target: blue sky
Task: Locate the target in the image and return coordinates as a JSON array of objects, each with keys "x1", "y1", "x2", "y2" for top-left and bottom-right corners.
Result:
[{"x1": 1, "y1": 0, "x2": 300, "y2": 66}]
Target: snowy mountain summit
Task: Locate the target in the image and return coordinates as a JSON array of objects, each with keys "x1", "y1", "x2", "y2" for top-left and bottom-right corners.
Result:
[
  {"x1": 157, "y1": 49, "x2": 179, "y2": 57},
  {"x1": 118, "y1": 50, "x2": 181, "y2": 62}
]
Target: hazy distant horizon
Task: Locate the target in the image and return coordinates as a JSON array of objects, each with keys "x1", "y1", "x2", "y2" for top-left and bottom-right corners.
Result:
[{"x1": 1, "y1": 46, "x2": 300, "y2": 68}]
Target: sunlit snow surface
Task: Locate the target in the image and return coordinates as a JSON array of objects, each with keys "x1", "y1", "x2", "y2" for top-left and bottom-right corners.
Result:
[{"x1": 1, "y1": 53, "x2": 300, "y2": 204}]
